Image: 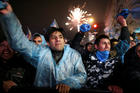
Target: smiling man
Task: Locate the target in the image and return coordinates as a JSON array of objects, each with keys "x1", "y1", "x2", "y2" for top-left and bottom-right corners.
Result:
[
  {"x1": 0, "y1": 40, "x2": 36, "y2": 93},
  {"x1": 0, "y1": 40, "x2": 14, "y2": 61}
]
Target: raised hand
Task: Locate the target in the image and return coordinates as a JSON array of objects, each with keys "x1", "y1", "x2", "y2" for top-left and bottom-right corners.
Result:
[
  {"x1": 117, "y1": 15, "x2": 127, "y2": 27},
  {"x1": 56, "y1": 84, "x2": 70, "y2": 93},
  {"x1": 0, "y1": 2, "x2": 13, "y2": 14}
]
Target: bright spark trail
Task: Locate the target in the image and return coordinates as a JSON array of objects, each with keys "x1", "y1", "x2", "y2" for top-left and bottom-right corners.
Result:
[{"x1": 65, "y1": 6, "x2": 92, "y2": 32}]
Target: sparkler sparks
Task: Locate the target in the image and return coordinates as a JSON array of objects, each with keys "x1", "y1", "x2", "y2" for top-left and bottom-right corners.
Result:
[{"x1": 65, "y1": 7, "x2": 93, "y2": 32}]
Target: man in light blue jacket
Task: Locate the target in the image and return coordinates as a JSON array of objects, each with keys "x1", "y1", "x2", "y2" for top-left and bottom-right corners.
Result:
[{"x1": 0, "y1": 2, "x2": 87, "y2": 93}]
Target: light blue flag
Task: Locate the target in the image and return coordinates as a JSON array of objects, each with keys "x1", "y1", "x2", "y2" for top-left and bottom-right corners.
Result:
[
  {"x1": 26, "y1": 26, "x2": 32, "y2": 40},
  {"x1": 50, "y1": 19, "x2": 59, "y2": 28}
]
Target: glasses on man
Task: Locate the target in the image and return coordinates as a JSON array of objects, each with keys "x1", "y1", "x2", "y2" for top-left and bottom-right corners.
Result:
[{"x1": 33, "y1": 40, "x2": 42, "y2": 43}]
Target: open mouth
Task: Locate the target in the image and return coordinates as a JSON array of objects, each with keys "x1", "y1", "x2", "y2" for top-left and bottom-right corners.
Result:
[{"x1": 2, "y1": 50, "x2": 11, "y2": 56}]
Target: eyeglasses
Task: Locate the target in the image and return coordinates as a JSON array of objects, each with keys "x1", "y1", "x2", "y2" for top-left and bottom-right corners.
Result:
[{"x1": 33, "y1": 40, "x2": 42, "y2": 43}]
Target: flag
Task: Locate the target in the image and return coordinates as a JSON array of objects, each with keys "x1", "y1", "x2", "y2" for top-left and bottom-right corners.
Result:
[
  {"x1": 50, "y1": 19, "x2": 59, "y2": 28},
  {"x1": 116, "y1": 7, "x2": 140, "y2": 20},
  {"x1": 26, "y1": 26, "x2": 32, "y2": 40}
]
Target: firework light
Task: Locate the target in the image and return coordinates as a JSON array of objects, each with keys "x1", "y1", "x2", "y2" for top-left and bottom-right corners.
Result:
[{"x1": 65, "y1": 6, "x2": 93, "y2": 32}]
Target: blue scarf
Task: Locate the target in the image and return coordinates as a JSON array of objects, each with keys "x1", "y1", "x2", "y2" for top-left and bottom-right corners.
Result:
[{"x1": 96, "y1": 51, "x2": 110, "y2": 62}]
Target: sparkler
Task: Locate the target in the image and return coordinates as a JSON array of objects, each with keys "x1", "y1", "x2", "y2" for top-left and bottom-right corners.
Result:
[{"x1": 65, "y1": 7, "x2": 92, "y2": 32}]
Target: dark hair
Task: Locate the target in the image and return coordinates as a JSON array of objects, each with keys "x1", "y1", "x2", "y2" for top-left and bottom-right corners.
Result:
[
  {"x1": 0, "y1": 29, "x2": 7, "y2": 43},
  {"x1": 134, "y1": 43, "x2": 140, "y2": 57},
  {"x1": 33, "y1": 33, "x2": 41, "y2": 39},
  {"x1": 94, "y1": 34, "x2": 110, "y2": 45},
  {"x1": 85, "y1": 42, "x2": 93, "y2": 48},
  {"x1": 136, "y1": 43, "x2": 140, "y2": 50},
  {"x1": 44, "y1": 27, "x2": 65, "y2": 41}
]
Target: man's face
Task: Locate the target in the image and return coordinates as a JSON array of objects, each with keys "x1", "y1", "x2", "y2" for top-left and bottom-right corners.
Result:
[
  {"x1": 49, "y1": 31, "x2": 65, "y2": 51},
  {"x1": 0, "y1": 41, "x2": 14, "y2": 60},
  {"x1": 87, "y1": 44, "x2": 93, "y2": 52},
  {"x1": 95, "y1": 38, "x2": 111, "y2": 51},
  {"x1": 33, "y1": 36, "x2": 42, "y2": 45},
  {"x1": 136, "y1": 45, "x2": 140, "y2": 58}
]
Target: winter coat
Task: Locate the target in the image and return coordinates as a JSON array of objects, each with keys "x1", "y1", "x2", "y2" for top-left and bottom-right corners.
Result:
[{"x1": 0, "y1": 12, "x2": 87, "y2": 89}]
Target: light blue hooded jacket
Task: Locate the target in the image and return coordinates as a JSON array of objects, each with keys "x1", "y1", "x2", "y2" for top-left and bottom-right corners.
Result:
[
  {"x1": 0, "y1": 12, "x2": 87, "y2": 88},
  {"x1": 32, "y1": 33, "x2": 48, "y2": 46}
]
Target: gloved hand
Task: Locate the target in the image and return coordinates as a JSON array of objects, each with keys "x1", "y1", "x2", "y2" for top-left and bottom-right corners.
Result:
[{"x1": 80, "y1": 24, "x2": 91, "y2": 32}]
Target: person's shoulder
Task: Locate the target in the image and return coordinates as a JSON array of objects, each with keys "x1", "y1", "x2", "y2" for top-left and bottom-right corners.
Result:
[
  {"x1": 65, "y1": 44, "x2": 82, "y2": 56},
  {"x1": 39, "y1": 45, "x2": 51, "y2": 53}
]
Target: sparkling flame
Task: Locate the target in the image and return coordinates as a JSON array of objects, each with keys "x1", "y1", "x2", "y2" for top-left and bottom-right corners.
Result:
[{"x1": 65, "y1": 7, "x2": 92, "y2": 32}]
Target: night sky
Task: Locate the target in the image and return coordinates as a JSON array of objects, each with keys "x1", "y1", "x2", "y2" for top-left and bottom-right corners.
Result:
[{"x1": 9, "y1": 0, "x2": 110, "y2": 39}]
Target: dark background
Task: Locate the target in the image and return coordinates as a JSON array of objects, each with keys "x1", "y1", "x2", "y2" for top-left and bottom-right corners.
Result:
[{"x1": 9, "y1": 0, "x2": 110, "y2": 40}]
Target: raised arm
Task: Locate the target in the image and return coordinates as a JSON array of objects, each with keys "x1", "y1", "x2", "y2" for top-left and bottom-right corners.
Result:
[
  {"x1": 0, "y1": 2, "x2": 40, "y2": 67},
  {"x1": 115, "y1": 16, "x2": 130, "y2": 63},
  {"x1": 71, "y1": 24, "x2": 91, "y2": 57},
  {"x1": 117, "y1": 16, "x2": 130, "y2": 43}
]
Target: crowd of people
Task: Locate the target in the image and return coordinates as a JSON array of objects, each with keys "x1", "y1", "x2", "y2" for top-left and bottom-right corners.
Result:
[{"x1": 0, "y1": 1, "x2": 140, "y2": 93}]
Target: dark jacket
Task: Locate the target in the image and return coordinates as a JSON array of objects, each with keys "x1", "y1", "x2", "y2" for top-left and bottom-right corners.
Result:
[
  {"x1": 71, "y1": 32, "x2": 93, "y2": 65},
  {"x1": 0, "y1": 53, "x2": 36, "y2": 93},
  {"x1": 121, "y1": 43, "x2": 140, "y2": 93},
  {"x1": 71, "y1": 26, "x2": 130, "y2": 90}
]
